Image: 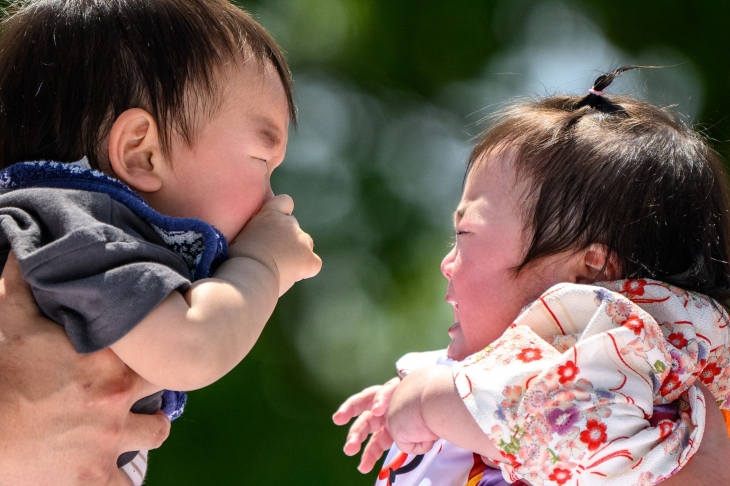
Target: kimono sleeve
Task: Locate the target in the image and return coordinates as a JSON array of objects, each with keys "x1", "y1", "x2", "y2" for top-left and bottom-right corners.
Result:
[{"x1": 452, "y1": 283, "x2": 706, "y2": 486}]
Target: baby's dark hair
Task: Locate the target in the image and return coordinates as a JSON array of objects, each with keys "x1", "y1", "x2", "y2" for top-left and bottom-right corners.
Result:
[
  {"x1": 0, "y1": 0, "x2": 295, "y2": 170},
  {"x1": 469, "y1": 67, "x2": 730, "y2": 304}
]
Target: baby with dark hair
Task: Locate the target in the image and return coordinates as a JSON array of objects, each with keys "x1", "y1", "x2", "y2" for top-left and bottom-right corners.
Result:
[
  {"x1": 336, "y1": 68, "x2": 730, "y2": 486},
  {"x1": 0, "y1": 0, "x2": 320, "y2": 482}
]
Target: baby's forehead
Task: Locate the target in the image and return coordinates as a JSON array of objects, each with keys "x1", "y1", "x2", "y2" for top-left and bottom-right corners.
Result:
[
  {"x1": 180, "y1": 56, "x2": 288, "y2": 125},
  {"x1": 462, "y1": 148, "x2": 536, "y2": 217},
  {"x1": 468, "y1": 148, "x2": 528, "y2": 190}
]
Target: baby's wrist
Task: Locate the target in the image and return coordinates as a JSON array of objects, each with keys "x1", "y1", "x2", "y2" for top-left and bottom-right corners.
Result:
[
  {"x1": 419, "y1": 366, "x2": 458, "y2": 433},
  {"x1": 227, "y1": 243, "x2": 279, "y2": 277},
  {"x1": 401, "y1": 368, "x2": 438, "y2": 431},
  {"x1": 215, "y1": 253, "x2": 281, "y2": 296}
]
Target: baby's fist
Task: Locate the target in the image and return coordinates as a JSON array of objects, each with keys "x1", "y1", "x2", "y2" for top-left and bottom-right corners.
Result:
[{"x1": 230, "y1": 195, "x2": 321, "y2": 296}]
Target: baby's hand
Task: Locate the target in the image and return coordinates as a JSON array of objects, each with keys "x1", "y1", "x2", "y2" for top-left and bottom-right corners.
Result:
[
  {"x1": 333, "y1": 377, "x2": 401, "y2": 473},
  {"x1": 229, "y1": 194, "x2": 322, "y2": 296},
  {"x1": 386, "y1": 368, "x2": 440, "y2": 455}
]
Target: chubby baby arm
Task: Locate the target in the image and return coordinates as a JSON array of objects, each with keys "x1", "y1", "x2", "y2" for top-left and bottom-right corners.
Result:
[
  {"x1": 387, "y1": 365, "x2": 500, "y2": 459},
  {"x1": 111, "y1": 195, "x2": 322, "y2": 391}
]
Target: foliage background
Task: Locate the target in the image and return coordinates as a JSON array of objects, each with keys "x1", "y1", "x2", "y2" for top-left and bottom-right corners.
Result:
[
  {"x1": 144, "y1": 1, "x2": 730, "y2": 483},
  {"x1": 149, "y1": 0, "x2": 730, "y2": 484},
  {"x1": 4, "y1": 0, "x2": 727, "y2": 483}
]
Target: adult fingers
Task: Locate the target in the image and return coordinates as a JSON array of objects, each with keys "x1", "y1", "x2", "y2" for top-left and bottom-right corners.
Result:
[
  {"x1": 78, "y1": 349, "x2": 158, "y2": 410},
  {"x1": 109, "y1": 469, "x2": 135, "y2": 486},
  {"x1": 1, "y1": 251, "x2": 25, "y2": 288},
  {"x1": 260, "y1": 193, "x2": 294, "y2": 215},
  {"x1": 333, "y1": 386, "x2": 380, "y2": 425},
  {"x1": 358, "y1": 427, "x2": 394, "y2": 474},
  {"x1": 119, "y1": 410, "x2": 170, "y2": 453},
  {"x1": 0, "y1": 250, "x2": 39, "y2": 314},
  {"x1": 371, "y1": 377, "x2": 401, "y2": 417}
]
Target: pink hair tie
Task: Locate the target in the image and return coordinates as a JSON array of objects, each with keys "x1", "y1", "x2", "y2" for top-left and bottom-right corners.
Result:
[{"x1": 589, "y1": 88, "x2": 604, "y2": 96}]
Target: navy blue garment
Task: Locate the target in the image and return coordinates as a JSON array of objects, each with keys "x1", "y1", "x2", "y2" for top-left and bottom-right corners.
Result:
[{"x1": 0, "y1": 160, "x2": 229, "y2": 424}]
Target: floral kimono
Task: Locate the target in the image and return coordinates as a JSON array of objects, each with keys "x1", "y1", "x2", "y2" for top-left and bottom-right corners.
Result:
[
  {"x1": 453, "y1": 280, "x2": 730, "y2": 485},
  {"x1": 376, "y1": 353, "x2": 526, "y2": 486}
]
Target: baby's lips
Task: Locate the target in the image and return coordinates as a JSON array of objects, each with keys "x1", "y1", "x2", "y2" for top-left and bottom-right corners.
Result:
[{"x1": 444, "y1": 281, "x2": 458, "y2": 306}]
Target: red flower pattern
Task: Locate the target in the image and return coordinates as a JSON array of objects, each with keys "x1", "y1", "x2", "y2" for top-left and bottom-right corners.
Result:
[
  {"x1": 658, "y1": 420, "x2": 674, "y2": 439},
  {"x1": 499, "y1": 451, "x2": 521, "y2": 468},
  {"x1": 557, "y1": 361, "x2": 579, "y2": 384},
  {"x1": 700, "y1": 362, "x2": 722, "y2": 385},
  {"x1": 622, "y1": 314, "x2": 644, "y2": 335},
  {"x1": 516, "y1": 347, "x2": 543, "y2": 363},
  {"x1": 667, "y1": 332, "x2": 688, "y2": 349},
  {"x1": 659, "y1": 372, "x2": 682, "y2": 397},
  {"x1": 579, "y1": 419, "x2": 608, "y2": 451},
  {"x1": 622, "y1": 279, "x2": 647, "y2": 297},
  {"x1": 549, "y1": 468, "x2": 573, "y2": 485},
  {"x1": 452, "y1": 280, "x2": 729, "y2": 486}
]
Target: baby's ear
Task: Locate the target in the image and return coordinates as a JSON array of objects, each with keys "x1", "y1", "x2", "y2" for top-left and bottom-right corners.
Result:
[
  {"x1": 580, "y1": 243, "x2": 620, "y2": 283},
  {"x1": 107, "y1": 108, "x2": 165, "y2": 193}
]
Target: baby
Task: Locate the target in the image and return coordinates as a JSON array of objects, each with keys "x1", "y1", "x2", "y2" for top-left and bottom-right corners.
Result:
[
  {"x1": 336, "y1": 67, "x2": 730, "y2": 485},
  {"x1": 0, "y1": 0, "x2": 320, "y2": 482}
]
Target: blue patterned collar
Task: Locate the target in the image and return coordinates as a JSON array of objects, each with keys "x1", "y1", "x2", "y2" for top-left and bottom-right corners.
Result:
[
  {"x1": 0, "y1": 159, "x2": 233, "y2": 420},
  {"x1": 0, "y1": 160, "x2": 228, "y2": 280}
]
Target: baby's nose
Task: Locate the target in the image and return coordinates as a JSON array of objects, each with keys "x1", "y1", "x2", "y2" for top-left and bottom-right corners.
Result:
[{"x1": 441, "y1": 247, "x2": 456, "y2": 279}]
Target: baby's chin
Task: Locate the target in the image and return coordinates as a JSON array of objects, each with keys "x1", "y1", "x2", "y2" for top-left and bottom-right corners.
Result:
[
  {"x1": 447, "y1": 321, "x2": 468, "y2": 361},
  {"x1": 446, "y1": 340, "x2": 469, "y2": 361}
]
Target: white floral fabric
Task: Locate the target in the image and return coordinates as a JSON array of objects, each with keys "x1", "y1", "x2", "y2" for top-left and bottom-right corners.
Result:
[{"x1": 453, "y1": 280, "x2": 730, "y2": 486}]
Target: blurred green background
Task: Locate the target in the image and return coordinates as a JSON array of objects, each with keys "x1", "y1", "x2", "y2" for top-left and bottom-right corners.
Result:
[{"x1": 139, "y1": 0, "x2": 730, "y2": 483}]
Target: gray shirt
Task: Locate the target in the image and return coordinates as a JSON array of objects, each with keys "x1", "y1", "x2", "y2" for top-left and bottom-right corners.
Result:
[{"x1": 0, "y1": 187, "x2": 193, "y2": 353}]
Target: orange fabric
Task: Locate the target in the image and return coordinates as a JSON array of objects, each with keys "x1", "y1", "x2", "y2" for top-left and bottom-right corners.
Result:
[{"x1": 722, "y1": 409, "x2": 730, "y2": 437}]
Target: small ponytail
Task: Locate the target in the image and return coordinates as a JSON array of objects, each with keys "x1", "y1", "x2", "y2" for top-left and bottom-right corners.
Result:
[{"x1": 575, "y1": 65, "x2": 648, "y2": 111}]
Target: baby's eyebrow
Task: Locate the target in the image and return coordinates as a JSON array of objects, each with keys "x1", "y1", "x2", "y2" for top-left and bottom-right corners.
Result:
[
  {"x1": 453, "y1": 208, "x2": 465, "y2": 226},
  {"x1": 255, "y1": 118, "x2": 284, "y2": 148}
]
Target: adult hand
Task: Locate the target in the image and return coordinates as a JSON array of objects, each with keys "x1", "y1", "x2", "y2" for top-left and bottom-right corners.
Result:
[
  {"x1": 0, "y1": 252, "x2": 170, "y2": 485},
  {"x1": 660, "y1": 383, "x2": 730, "y2": 485}
]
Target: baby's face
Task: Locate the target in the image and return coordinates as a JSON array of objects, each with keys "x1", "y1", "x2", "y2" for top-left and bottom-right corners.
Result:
[
  {"x1": 152, "y1": 61, "x2": 289, "y2": 241},
  {"x1": 441, "y1": 152, "x2": 574, "y2": 361}
]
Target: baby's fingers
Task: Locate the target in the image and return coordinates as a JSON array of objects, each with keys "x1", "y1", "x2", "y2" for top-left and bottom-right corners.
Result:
[
  {"x1": 344, "y1": 410, "x2": 386, "y2": 456},
  {"x1": 395, "y1": 439, "x2": 436, "y2": 456},
  {"x1": 333, "y1": 386, "x2": 381, "y2": 425},
  {"x1": 371, "y1": 377, "x2": 401, "y2": 417},
  {"x1": 298, "y1": 231, "x2": 321, "y2": 278},
  {"x1": 260, "y1": 194, "x2": 294, "y2": 215},
  {"x1": 358, "y1": 427, "x2": 394, "y2": 474}
]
